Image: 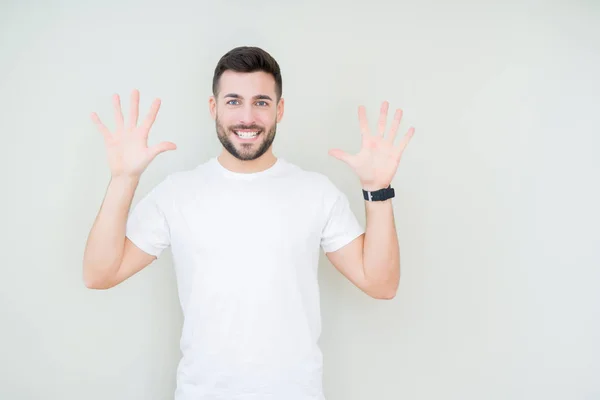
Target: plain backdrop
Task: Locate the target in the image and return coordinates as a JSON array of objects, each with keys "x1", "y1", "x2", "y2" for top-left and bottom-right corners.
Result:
[{"x1": 1, "y1": 0, "x2": 599, "y2": 399}]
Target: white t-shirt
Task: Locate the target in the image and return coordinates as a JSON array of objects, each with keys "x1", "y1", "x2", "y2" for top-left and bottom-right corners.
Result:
[{"x1": 125, "y1": 156, "x2": 364, "y2": 400}]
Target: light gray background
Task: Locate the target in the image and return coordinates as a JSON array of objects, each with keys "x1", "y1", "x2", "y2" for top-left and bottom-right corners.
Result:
[{"x1": 1, "y1": 0, "x2": 599, "y2": 399}]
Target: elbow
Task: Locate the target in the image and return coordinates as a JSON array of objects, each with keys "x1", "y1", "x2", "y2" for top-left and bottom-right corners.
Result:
[
  {"x1": 362, "y1": 258, "x2": 400, "y2": 300},
  {"x1": 370, "y1": 287, "x2": 397, "y2": 300},
  {"x1": 83, "y1": 276, "x2": 109, "y2": 290},
  {"x1": 367, "y1": 278, "x2": 399, "y2": 300},
  {"x1": 82, "y1": 268, "x2": 114, "y2": 290},
  {"x1": 84, "y1": 281, "x2": 108, "y2": 290}
]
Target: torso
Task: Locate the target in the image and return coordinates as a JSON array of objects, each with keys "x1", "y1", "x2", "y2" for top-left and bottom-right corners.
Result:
[{"x1": 160, "y1": 157, "x2": 336, "y2": 399}]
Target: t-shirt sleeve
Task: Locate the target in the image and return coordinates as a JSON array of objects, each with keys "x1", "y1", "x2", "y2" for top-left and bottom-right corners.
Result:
[
  {"x1": 320, "y1": 179, "x2": 365, "y2": 253},
  {"x1": 125, "y1": 176, "x2": 172, "y2": 258}
]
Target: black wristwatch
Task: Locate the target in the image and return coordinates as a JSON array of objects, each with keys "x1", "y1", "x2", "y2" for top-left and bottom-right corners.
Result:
[{"x1": 363, "y1": 185, "x2": 395, "y2": 201}]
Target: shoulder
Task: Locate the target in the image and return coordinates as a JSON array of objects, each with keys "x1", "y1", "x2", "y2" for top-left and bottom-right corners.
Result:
[
  {"x1": 144, "y1": 159, "x2": 214, "y2": 200},
  {"x1": 165, "y1": 158, "x2": 219, "y2": 186},
  {"x1": 281, "y1": 158, "x2": 328, "y2": 181},
  {"x1": 280, "y1": 159, "x2": 345, "y2": 200}
]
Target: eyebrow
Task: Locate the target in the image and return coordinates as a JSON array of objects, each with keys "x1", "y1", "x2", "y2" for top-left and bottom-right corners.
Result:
[{"x1": 224, "y1": 93, "x2": 273, "y2": 101}]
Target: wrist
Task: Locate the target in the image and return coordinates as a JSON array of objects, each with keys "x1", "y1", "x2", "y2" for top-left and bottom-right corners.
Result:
[
  {"x1": 110, "y1": 174, "x2": 141, "y2": 187},
  {"x1": 361, "y1": 183, "x2": 390, "y2": 192},
  {"x1": 362, "y1": 185, "x2": 395, "y2": 202}
]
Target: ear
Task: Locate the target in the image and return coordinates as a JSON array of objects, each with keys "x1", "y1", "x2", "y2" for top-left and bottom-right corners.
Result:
[
  {"x1": 276, "y1": 97, "x2": 285, "y2": 123},
  {"x1": 209, "y1": 96, "x2": 217, "y2": 120}
]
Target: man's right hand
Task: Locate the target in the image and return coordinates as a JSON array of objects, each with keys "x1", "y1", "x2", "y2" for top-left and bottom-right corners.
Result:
[{"x1": 91, "y1": 89, "x2": 177, "y2": 178}]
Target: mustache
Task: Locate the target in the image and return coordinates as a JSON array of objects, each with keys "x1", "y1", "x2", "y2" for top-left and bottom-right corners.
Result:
[{"x1": 230, "y1": 124, "x2": 263, "y2": 131}]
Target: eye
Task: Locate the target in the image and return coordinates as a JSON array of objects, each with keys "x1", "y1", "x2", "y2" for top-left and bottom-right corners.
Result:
[
  {"x1": 226, "y1": 99, "x2": 239, "y2": 105},
  {"x1": 256, "y1": 101, "x2": 268, "y2": 106}
]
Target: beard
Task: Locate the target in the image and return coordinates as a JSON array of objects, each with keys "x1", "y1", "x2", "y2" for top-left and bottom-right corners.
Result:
[{"x1": 215, "y1": 116, "x2": 277, "y2": 161}]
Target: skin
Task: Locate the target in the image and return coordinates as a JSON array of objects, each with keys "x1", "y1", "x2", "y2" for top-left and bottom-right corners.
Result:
[
  {"x1": 207, "y1": 70, "x2": 415, "y2": 299},
  {"x1": 84, "y1": 70, "x2": 415, "y2": 300},
  {"x1": 209, "y1": 70, "x2": 284, "y2": 174}
]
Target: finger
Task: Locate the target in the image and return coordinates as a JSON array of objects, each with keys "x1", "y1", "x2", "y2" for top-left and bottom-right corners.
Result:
[
  {"x1": 386, "y1": 108, "x2": 403, "y2": 143},
  {"x1": 148, "y1": 141, "x2": 177, "y2": 159},
  {"x1": 358, "y1": 105, "x2": 370, "y2": 136},
  {"x1": 139, "y1": 98, "x2": 162, "y2": 136},
  {"x1": 90, "y1": 112, "x2": 112, "y2": 141},
  {"x1": 377, "y1": 101, "x2": 389, "y2": 136},
  {"x1": 395, "y1": 127, "x2": 415, "y2": 154},
  {"x1": 129, "y1": 89, "x2": 140, "y2": 130},
  {"x1": 113, "y1": 93, "x2": 124, "y2": 132},
  {"x1": 328, "y1": 148, "x2": 356, "y2": 166}
]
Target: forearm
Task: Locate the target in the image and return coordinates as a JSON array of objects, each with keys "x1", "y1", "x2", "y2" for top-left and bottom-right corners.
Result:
[
  {"x1": 82, "y1": 175, "x2": 139, "y2": 286},
  {"x1": 362, "y1": 199, "x2": 400, "y2": 297}
]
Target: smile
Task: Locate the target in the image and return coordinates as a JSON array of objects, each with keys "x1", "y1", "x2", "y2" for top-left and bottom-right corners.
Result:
[{"x1": 233, "y1": 130, "x2": 260, "y2": 141}]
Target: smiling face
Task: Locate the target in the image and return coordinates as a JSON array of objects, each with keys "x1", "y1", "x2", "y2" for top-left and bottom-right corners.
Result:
[{"x1": 210, "y1": 70, "x2": 284, "y2": 162}]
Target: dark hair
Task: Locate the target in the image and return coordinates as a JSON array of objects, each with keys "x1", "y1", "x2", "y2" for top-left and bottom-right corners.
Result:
[{"x1": 212, "y1": 46, "x2": 282, "y2": 101}]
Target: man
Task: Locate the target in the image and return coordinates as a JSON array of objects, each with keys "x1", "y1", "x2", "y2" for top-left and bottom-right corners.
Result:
[{"x1": 83, "y1": 46, "x2": 414, "y2": 399}]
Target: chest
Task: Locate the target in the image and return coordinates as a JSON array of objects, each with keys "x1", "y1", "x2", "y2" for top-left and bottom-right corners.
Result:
[{"x1": 168, "y1": 181, "x2": 324, "y2": 262}]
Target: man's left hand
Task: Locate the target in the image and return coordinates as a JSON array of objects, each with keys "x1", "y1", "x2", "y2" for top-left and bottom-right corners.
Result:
[{"x1": 328, "y1": 101, "x2": 415, "y2": 191}]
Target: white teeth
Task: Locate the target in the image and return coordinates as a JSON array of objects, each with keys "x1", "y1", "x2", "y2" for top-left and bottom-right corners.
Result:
[{"x1": 235, "y1": 131, "x2": 258, "y2": 138}]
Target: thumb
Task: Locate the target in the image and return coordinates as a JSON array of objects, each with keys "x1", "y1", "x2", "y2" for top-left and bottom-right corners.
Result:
[
  {"x1": 328, "y1": 149, "x2": 354, "y2": 165},
  {"x1": 149, "y1": 141, "x2": 177, "y2": 159}
]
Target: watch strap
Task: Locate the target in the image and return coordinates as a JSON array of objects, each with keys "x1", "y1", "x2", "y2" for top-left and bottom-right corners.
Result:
[{"x1": 363, "y1": 185, "x2": 395, "y2": 201}]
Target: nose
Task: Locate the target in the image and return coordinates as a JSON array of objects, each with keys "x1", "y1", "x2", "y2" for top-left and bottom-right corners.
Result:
[{"x1": 239, "y1": 104, "x2": 255, "y2": 127}]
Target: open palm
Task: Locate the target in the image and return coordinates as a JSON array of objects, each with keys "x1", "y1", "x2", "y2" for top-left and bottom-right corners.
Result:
[
  {"x1": 91, "y1": 89, "x2": 176, "y2": 178},
  {"x1": 329, "y1": 101, "x2": 415, "y2": 191}
]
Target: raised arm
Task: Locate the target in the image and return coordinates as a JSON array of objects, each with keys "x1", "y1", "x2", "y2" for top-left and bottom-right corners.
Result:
[
  {"x1": 327, "y1": 101, "x2": 415, "y2": 299},
  {"x1": 82, "y1": 89, "x2": 176, "y2": 289}
]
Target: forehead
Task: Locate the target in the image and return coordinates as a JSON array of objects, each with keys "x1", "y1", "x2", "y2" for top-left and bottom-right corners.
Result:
[{"x1": 218, "y1": 70, "x2": 277, "y2": 98}]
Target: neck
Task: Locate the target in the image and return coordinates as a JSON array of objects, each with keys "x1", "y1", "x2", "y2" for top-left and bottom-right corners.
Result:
[{"x1": 217, "y1": 149, "x2": 277, "y2": 173}]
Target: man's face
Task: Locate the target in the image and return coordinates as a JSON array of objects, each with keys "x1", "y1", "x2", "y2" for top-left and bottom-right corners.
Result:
[{"x1": 210, "y1": 70, "x2": 284, "y2": 161}]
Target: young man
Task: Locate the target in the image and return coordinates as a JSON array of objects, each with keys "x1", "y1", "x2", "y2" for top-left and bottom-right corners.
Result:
[{"x1": 83, "y1": 46, "x2": 414, "y2": 400}]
